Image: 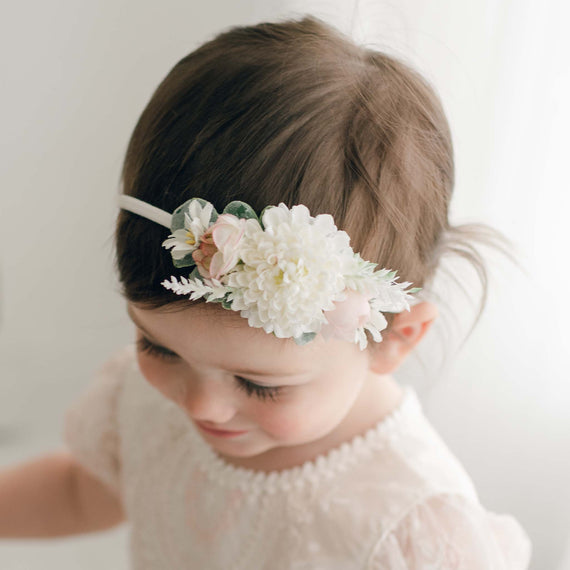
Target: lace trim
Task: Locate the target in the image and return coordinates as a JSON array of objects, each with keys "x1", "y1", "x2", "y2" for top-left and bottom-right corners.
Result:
[{"x1": 189, "y1": 385, "x2": 421, "y2": 495}]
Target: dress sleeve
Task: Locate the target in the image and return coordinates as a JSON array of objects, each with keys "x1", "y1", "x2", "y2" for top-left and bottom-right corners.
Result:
[
  {"x1": 62, "y1": 346, "x2": 133, "y2": 497},
  {"x1": 368, "y1": 493, "x2": 532, "y2": 570}
]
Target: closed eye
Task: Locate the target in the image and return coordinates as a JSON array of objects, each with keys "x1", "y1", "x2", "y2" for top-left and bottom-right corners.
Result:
[
  {"x1": 136, "y1": 335, "x2": 283, "y2": 401},
  {"x1": 136, "y1": 335, "x2": 179, "y2": 361},
  {"x1": 234, "y1": 376, "x2": 283, "y2": 402}
]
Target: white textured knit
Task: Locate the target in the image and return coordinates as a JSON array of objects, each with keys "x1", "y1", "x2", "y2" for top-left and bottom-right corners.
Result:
[{"x1": 64, "y1": 345, "x2": 532, "y2": 569}]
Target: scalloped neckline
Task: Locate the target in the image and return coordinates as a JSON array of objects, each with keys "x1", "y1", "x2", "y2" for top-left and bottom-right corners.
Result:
[{"x1": 189, "y1": 384, "x2": 420, "y2": 494}]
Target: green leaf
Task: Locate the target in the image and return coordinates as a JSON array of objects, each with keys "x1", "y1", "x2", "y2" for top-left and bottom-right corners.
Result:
[
  {"x1": 172, "y1": 252, "x2": 197, "y2": 269},
  {"x1": 223, "y1": 201, "x2": 258, "y2": 221},
  {"x1": 221, "y1": 297, "x2": 233, "y2": 310},
  {"x1": 293, "y1": 332, "x2": 317, "y2": 346},
  {"x1": 407, "y1": 287, "x2": 422, "y2": 294},
  {"x1": 171, "y1": 198, "x2": 218, "y2": 231}
]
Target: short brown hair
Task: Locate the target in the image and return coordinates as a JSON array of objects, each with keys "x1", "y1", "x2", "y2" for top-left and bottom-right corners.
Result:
[{"x1": 115, "y1": 16, "x2": 508, "y2": 333}]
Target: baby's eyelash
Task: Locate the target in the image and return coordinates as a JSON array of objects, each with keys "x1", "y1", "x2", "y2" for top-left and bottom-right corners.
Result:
[
  {"x1": 234, "y1": 376, "x2": 283, "y2": 402},
  {"x1": 136, "y1": 336, "x2": 282, "y2": 402},
  {"x1": 136, "y1": 336, "x2": 179, "y2": 361}
]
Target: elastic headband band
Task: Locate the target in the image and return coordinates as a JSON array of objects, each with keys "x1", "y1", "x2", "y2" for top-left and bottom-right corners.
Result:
[{"x1": 118, "y1": 195, "x2": 172, "y2": 229}]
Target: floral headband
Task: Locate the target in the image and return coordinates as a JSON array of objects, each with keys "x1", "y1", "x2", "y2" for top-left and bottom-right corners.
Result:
[{"x1": 118, "y1": 195, "x2": 420, "y2": 349}]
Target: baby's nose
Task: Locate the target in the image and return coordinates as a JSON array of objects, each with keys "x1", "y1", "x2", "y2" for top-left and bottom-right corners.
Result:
[{"x1": 182, "y1": 378, "x2": 237, "y2": 425}]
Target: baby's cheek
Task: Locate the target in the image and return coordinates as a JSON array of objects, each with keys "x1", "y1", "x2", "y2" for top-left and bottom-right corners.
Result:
[
  {"x1": 136, "y1": 353, "x2": 163, "y2": 385},
  {"x1": 136, "y1": 354, "x2": 181, "y2": 403},
  {"x1": 254, "y1": 401, "x2": 325, "y2": 442}
]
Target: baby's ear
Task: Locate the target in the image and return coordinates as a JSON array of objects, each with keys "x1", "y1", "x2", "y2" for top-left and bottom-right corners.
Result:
[{"x1": 368, "y1": 301, "x2": 438, "y2": 374}]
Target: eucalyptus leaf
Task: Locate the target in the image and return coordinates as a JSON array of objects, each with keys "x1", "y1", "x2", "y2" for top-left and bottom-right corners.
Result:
[
  {"x1": 189, "y1": 266, "x2": 203, "y2": 281},
  {"x1": 172, "y1": 252, "x2": 197, "y2": 269},
  {"x1": 223, "y1": 201, "x2": 258, "y2": 220},
  {"x1": 293, "y1": 332, "x2": 317, "y2": 346}
]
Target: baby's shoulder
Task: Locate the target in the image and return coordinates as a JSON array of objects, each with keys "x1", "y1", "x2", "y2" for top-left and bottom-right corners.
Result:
[
  {"x1": 326, "y1": 393, "x2": 480, "y2": 522},
  {"x1": 373, "y1": 403, "x2": 479, "y2": 501},
  {"x1": 64, "y1": 345, "x2": 138, "y2": 493}
]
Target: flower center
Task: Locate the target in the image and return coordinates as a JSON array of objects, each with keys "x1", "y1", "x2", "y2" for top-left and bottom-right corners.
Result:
[{"x1": 185, "y1": 230, "x2": 197, "y2": 246}]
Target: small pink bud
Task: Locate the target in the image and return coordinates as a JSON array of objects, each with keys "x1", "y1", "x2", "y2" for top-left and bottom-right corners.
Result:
[
  {"x1": 321, "y1": 290, "x2": 371, "y2": 342},
  {"x1": 192, "y1": 215, "x2": 246, "y2": 280}
]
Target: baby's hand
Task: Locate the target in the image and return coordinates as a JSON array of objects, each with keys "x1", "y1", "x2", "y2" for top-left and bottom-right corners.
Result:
[{"x1": 0, "y1": 450, "x2": 124, "y2": 538}]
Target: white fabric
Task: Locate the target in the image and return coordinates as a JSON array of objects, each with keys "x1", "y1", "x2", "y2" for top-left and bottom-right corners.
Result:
[{"x1": 64, "y1": 346, "x2": 532, "y2": 569}]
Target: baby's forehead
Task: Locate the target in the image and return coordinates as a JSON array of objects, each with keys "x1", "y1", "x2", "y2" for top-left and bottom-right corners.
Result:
[
  {"x1": 192, "y1": 306, "x2": 308, "y2": 352},
  {"x1": 154, "y1": 300, "x2": 316, "y2": 355}
]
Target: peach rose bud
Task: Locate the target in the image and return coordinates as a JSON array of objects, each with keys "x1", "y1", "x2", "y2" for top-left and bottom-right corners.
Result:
[
  {"x1": 321, "y1": 290, "x2": 372, "y2": 342},
  {"x1": 193, "y1": 214, "x2": 246, "y2": 280}
]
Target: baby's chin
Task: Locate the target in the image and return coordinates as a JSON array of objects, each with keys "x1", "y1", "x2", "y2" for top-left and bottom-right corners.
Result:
[
  {"x1": 213, "y1": 446, "x2": 283, "y2": 471},
  {"x1": 200, "y1": 432, "x2": 275, "y2": 460},
  {"x1": 212, "y1": 432, "x2": 339, "y2": 473},
  {"x1": 205, "y1": 434, "x2": 306, "y2": 470}
]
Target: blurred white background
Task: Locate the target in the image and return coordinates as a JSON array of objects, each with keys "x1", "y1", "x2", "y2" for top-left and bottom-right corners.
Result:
[{"x1": 0, "y1": 1, "x2": 568, "y2": 568}]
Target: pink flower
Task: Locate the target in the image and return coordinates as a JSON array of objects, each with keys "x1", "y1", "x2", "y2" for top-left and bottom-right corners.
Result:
[
  {"x1": 192, "y1": 214, "x2": 246, "y2": 280},
  {"x1": 321, "y1": 290, "x2": 372, "y2": 343}
]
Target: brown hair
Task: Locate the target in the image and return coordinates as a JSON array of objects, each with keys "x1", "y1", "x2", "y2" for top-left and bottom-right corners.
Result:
[{"x1": 115, "y1": 16, "x2": 511, "y2": 337}]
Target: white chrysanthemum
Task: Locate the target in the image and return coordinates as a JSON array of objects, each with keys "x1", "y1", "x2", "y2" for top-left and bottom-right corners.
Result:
[
  {"x1": 226, "y1": 204, "x2": 355, "y2": 339},
  {"x1": 162, "y1": 201, "x2": 214, "y2": 260}
]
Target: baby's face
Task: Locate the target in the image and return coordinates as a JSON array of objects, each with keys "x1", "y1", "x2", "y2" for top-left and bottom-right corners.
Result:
[{"x1": 127, "y1": 301, "x2": 396, "y2": 470}]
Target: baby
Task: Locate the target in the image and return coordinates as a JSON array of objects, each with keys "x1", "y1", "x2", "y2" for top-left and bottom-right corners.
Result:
[{"x1": 0, "y1": 16, "x2": 532, "y2": 569}]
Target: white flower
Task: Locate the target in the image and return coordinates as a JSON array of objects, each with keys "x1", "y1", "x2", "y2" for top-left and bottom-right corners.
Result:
[
  {"x1": 162, "y1": 200, "x2": 214, "y2": 260},
  {"x1": 226, "y1": 204, "x2": 354, "y2": 339}
]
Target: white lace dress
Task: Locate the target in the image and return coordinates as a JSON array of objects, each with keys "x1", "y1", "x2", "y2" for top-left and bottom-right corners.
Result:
[{"x1": 64, "y1": 346, "x2": 532, "y2": 569}]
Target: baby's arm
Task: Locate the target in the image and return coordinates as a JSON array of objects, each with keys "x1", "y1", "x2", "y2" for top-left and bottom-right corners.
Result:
[{"x1": 0, "y1": 450, "x2": 124, "y2": 538}]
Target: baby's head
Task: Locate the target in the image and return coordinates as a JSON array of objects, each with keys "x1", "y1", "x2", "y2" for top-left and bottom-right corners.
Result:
[
  {"x1": 117, "y1": 16, "x2": 454, "y2": 313},
  {"x1": 115, "y1": 17, "x2": 483, "y2": 466}
]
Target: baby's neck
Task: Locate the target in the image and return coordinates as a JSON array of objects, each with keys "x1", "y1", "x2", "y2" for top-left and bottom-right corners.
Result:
[{"x1": 219, "y1": 374, "x2": 404, "y2": 473}]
